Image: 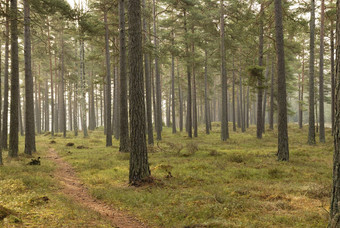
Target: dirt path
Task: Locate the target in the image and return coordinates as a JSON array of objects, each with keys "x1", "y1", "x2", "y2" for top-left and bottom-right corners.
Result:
[{"x1": 47, "y1": 147, "x2": 148, "y2": 228}]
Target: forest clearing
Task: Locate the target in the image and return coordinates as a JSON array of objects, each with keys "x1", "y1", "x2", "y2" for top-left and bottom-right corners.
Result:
[
  {"x1": 1, "y1": 0, "x2": 340, "y2": 227},
  {"x1": 0, "y1": 125, "x2": 332, "y2": 227}
]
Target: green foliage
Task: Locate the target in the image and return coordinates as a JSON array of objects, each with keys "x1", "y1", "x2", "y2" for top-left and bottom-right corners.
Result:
[{"x1": 37, "y1": 125, "x2": 333, "y2": 227}]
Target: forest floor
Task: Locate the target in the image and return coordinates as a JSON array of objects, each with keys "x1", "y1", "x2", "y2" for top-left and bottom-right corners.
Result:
[{"x1": 0, "y1": 123, "x2": 333, "y2": 227}]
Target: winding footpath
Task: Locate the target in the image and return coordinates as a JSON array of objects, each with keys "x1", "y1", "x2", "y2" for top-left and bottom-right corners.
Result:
[{"x1": 47, "y1": 148, "x2": 147, "y2": 228}]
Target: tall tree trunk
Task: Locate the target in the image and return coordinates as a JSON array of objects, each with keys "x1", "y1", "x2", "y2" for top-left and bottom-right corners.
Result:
[
  {"x1": 143, "y1": 0, "x2": 154, "y2": 144},
  {"x1": 246, "y1": 86, "x2": 250, "y2": 128},
  {"x1": 184, "y1": 10, "x2": 192, "y2": 138},
  {"x1": 178, "y1": 59, "x2": 183, "y2": 132},
  {"x1": 220, "y1": 0, "x2": 229, "y2": 141},
  {"x1": 153, "y1": 0, "x2": 162, "y2": 140},
  {"x1": 308, "y1": 0, "x2": 316, "y2": 144},
  {"x1": 331, "y1": 4, "x2": 335, "y2": 135},
  {"x1": 329, "y1": 1, "x2": 340, "y2": 226},
  {"x1": 171, "y1": 32, "x2": 176, "y2": 134},
  {"x1": 2, "y1": 0, "x2": 9, "y2": 149},
  {"x1": 60, "y1": 28, "x2": 66, "y2": 138},
  {"x1": 240, "y1": 75, "x2": 245, "y2": 132},
  {"x1": 274, "y1": 0, "x2": 289, "y2": 161},
  {"x1": 47, "y1": 19, "x2": 54, "y2": 137},
  {"x1": 54, "y1": 55, "x2": 59, "y2": 133},
  {"x1": 119, "y1": 0, "x2": 129, "y2": 151},
  {"x1": 262, "y1": 54, "x2": 269, "y2": 133},
  {"x1": 269, "y1": 58, "x2": 274, "y2": 130},
  {"x1": 192, "y1": 30, "x2": 198, "y2": 137},
  {"x1": 232, "y1": 57, "x2": 236, "y2": 131},
  {"x1": 127, "y1": 0, "x2": 150, "y2": 184},
  {"x1": 114, "y1": 44, "x2": 120, "y2": 140},
  {"x1": 24, "y1": 0, "x2": 36, "y2": 155},
  {"x1": 68, "y1": 82, "x2": 73, "y2": 131},
  {"x1": 319, "y1": 0, "x2": 325, "y2": 142},
  {"x1": 0, "y1": 39, "x2": 2, "y2": 165},
  {"x1": 9, "y1": 0, "x2": 19, "y2": 157},
  {"x1": 45, "y1": 79, "x2": 49, "y2": 132},
  {"x1": 80, "y1": 40, "x2": 88, "y2": 137},
  {"x1": 104, "y1": 11, "x2": 112, "y2": 146},
  {"x1": 299, "y1": 49, "x2": 305, "y2": 129},
  {"x1": 257, "y1": 4, "x2": 264, "y2": 139},
  {"x1": 74, "y1": 83, "x2": 78, "y2": 136},
  {"x1": 204, "y1": 49, "x2": 210, "y2": 135},
  {"x1": 19, "y1": 96, "x2": 24, "y2": 136}
]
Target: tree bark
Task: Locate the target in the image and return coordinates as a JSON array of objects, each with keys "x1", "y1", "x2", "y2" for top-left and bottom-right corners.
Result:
[
  {"x1": 24, "y1": 0, "x2": 36, "y2": 155},
  {"x1": 204, "y1": 49, "x2": 210, "y2": 135},
  {"x1": 47, "y1": 19, "x2": 54, "y2": 137},
  {"x1": 269, "y1": 58, "x2": 275, "y2": 130},
  {"x1": 329, "y1": 2, "x2": 340, "y2": 226},
  {"x1": 143, "y1": 0, "x2": 154, "y2": 144},
  {"x1": 9, "y1": 0, "x2": 19, "y2": 157},
  {"x1": 153, "y1": 0, "x2": 162, "y2": 140},
  {"x1": 127, "y1": 0, "x2": 150, "y2": 185},
  {"x1": 232, "y1": 57, "x2": 236, "y2": 131},
  {"x1": 257, "y1": 4, "x2": 264, "y2": 139},
  {"x1": 184, "y1": 10, "x2": 192, "y2": 138},
  {"x1": 220, "y1": 0, "x2": 229, "y2": 141},
  {"x1": 331, "y1": 7, "x2": 335, "y2": 135},
  {"x1": 308, "y1": 0, "x2": 316, "y2": 145},
  {"x1": 274, "y1": 0, "x2": 289, "y2": 161},
  {"x1": 104, "y1": 10, "x2": 112, "y2": 146},
  {"x1": 319, "y1": 0, "x2": 325, "y2": 142},
  {"x1": 171, "y1": 32, "x2": 176, "y2": 134},
  {"x1": 178, "y1": 59, "x2": 183, "y2": 132},
  {"x1": 119, "y1": 0, "x2": 130, "y2": 151},
  {"x1": 2, "y1": 0, "x2": 9, "y2": 149}
]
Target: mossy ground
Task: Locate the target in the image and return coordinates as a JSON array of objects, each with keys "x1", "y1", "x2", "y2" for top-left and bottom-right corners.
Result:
[{"x1": 1, "y1": 124, "x2": 333, "y2": 227}]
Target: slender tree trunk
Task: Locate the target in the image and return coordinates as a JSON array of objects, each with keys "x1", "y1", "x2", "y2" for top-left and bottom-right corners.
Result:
[
  {"x1": 240, "y1": 76, "x2": 245, "y2": 132},
  {"x1": 299, "y1": 49, "x2": 305, "y2": 129},
  {"x1": 9, "y1": 0, "x2": 19, "y2": 157},
  {"x1": 232, "y1": 57, "x2": 236, "y2": 131},
  {"x1": 184, "y1": 10, "x2": 192, "y2": 138},
  {"x1": 257, "y1": 4, "x2": 264, "y2": 139},
  {"x1": 319, "y1": 0, "x2": 325, "y2": 142},
  {"x1": 220, "y1": 0, "x2": 229, "y2": 141},
  {"x1": 24, "y1": 0, "x2": 36, "y2": 155},
  {"x1": 119, "y1": 0, "x2": 129, "y2": 151},
  {"x1": 103, "y1": 10, "x2": 112, "y2": 145},
  {"x1": 153, "y1": 0, "x2": 162, "y2": 140},
  {"x1": 74, "y1": 83, "x2": 78, "y2": 136},
  {"x1": 0, "y1": 39, "x2": 2, "y2": 164},
  {"x1": 274, "y1": 0, "x2": 289, "y2": 161},
  {"x1": 204, "y1": 49, "x2": 210, "y2": 135},
  {"x1": 308, "y1": 0, "x2": 316, "y2": 144},
  {"x1": 192, "y1": 31, "x2": 198, "y2": 138},
  {"x1": 2, "y1": 0, "x2": 9, "y2": 149},
  {"x1": 247, "y1": 86, "x2": 250, "y2": 128},
  {"x1": 143, "y1": 0, "x2": 154, "y2": 144},
  {"x1": 171, "y1": 32, "x2": 176, "y2": 134},
  {"x1": 262, "y1": 54, "x2": 269, "y2": 133},
  {"x1": 47, "y1": 19, "x2": 54, "y2": 137},
  {"x1": 54, "y1": 55, "x2": 59, "y2": 133},
  {"x1": 269, "y1": 58, "x2": 274, "y2": 130},
  {"x1": 331, "y1": 8, "x2": 335, "y2": 135},
  {"x1": 68, "y1": 82, "x2": 72, "y2": 131},
  {"x1": 127, "y1": 0, "x2": 150, "y2": 184},
  {"x1": 60, "y1": 29, "x2": 66, "y2": 138},
  {"x1": 329, "y1": 2, "x2": 340, "y2": 226},
  {"x1": 19, "y1": 96, "x2": 24, "y2": 136},
  {"x1": 80, "y1": 40, "x2": 88, "y2": 137},
  {"x1": 114, "y1": 45, "x2": 120, "y2": 140},
  {"x1": 177, "y1": 59, "x2": 183, "y2": 132}
]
